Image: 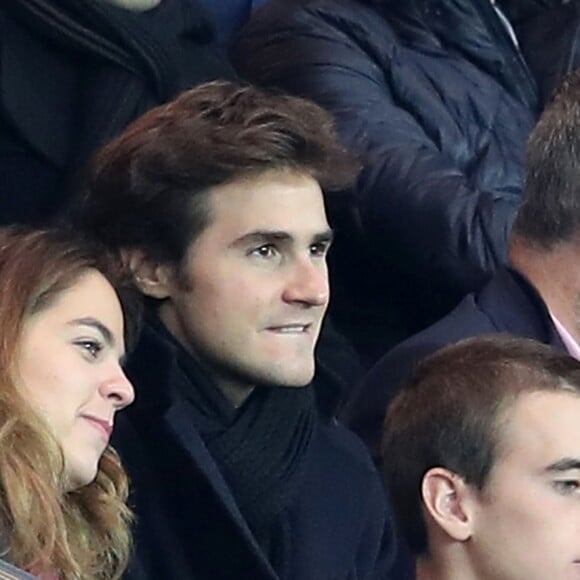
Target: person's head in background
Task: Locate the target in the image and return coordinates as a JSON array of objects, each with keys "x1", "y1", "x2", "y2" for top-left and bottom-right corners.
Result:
[
  {"x1": 75, "y1": 80, "x2": 358, "y2": 406},
  {"x1": 382, "y1": 335, "x2": 580, "y2": 580},
  {"x1": 509, "y1": 69, "x2": 580, "y2": 344},
  {"x1": 0, "y1": 227, "x2": 135, "y2": 578}
]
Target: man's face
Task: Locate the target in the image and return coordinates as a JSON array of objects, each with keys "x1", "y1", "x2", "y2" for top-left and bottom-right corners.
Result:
[
  {"x1": 159, "y1": 169, "x2": 332, "y2": 396},
  {"x1": 466, "y1": 390, "x2": 580, "y2": 580}
]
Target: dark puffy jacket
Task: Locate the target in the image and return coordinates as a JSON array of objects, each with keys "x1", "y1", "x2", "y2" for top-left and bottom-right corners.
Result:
[
  {"x1": 194, "y1": 0, "x2": 271, "y2": 47},
  {"x1": 234, "y1": 0, "x2": 580, "y2": 362}
]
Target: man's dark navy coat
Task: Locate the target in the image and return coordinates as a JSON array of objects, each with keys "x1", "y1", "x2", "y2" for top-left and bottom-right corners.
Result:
[
  {"x1": 341, "y1": 267, "x2": 568, "y2": 459},
  {"x1": 113, "y1": 320, "x2": 398, "y2": 580}
]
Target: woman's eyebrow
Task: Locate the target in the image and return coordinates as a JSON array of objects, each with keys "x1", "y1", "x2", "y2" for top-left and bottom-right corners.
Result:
[
  {"x1": 544, "y1": 458, "x2": 580, "y2": 472},
  {"x1": 68, "y1": 317, "x2": 115, "y2": 348}
]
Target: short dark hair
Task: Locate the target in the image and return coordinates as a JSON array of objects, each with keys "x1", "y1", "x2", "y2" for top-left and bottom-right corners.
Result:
[
  {"x1": 73, "y1": 80, "x2": 359, "y2": 264},
  {"x1": 513, "y1": 70, "x2": 580, "y2": 248},
  {"x1": 382, "y1": 335, "x2": 580, "y2": 555}
]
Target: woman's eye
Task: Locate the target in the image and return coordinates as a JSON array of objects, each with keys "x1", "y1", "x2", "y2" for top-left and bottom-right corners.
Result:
[
  {"x1": 75, "y1": 340, "x2": 103, "y2": 359},
  {"x1": 553, "y1": 479, "x2": 580, "y2": 495}
]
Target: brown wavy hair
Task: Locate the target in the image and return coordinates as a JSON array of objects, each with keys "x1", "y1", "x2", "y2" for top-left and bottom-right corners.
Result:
[
  {"x1": 75, "y1": 80, "x2": 359, "y2": 266},
  {"x1": 0, "y1": 226, "x2": 135, "y2": 578}
]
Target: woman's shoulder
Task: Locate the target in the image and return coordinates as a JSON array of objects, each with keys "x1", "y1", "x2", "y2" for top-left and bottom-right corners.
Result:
[{"x1": 0, "y1": 559, "x2": 36, "y2": 580}]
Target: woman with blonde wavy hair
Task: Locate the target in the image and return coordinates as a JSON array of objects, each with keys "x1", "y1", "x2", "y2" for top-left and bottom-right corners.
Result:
[{"x1": 0, "y1": 226, "x2": 136, "y2": 579}]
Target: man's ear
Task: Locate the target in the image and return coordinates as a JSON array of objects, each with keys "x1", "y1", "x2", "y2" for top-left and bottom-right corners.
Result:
[
  {"x1": 121, "y1": 249, "x2": 173, "y2": 300},
  {"x1": 421, "y1": 467, "x2": 476, "y2": 543}
]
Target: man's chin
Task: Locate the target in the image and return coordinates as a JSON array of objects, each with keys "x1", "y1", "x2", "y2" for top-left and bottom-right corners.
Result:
[{"x1": 269, "y1": 367, "x2": 315, "y2": 388}]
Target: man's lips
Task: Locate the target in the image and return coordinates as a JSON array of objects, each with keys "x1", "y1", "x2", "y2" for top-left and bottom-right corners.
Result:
[
  {"x1": 82, "y1": 415, "x2": 113, "y2": 440},
  {"x1": 266, "y1": 323, "x2": 312, "y2": 334}
]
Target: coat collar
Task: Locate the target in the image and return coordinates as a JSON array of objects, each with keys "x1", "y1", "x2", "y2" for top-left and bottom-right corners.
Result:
[{"x1": 478, "y1": 266, "x2": 567, "y2": 351}]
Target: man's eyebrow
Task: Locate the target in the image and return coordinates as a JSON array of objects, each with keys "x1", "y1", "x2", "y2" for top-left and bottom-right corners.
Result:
[
  {"x1": 233, "y1": 230, "x2": 293, "y2": 246},
  {"x1": 68, "y1": 317, "x2": 115, "y2": 349},
  {"x1": 232, "y1": 228, "x2": 334, "y2": 247},
  {"x1": 313, "y1": 229, "x2": 334, "y2": 244},
  {"x1": 545, "y1": 458, "x2": 580, "y2": 472}
]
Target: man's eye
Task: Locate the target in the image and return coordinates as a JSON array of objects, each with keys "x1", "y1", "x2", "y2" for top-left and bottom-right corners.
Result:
[
  {"x1": 251, "y1": 244, "x2": 277, "y2": 259},
  {"x1": 553, "y1": 479, "x2": 580, "y2": 495},
  {"x1": 310, "y1": 242, "x2": 330, "y2": 257},
  {"x1": 75, "y1": 339, "x2": 104, "y2": 359}
]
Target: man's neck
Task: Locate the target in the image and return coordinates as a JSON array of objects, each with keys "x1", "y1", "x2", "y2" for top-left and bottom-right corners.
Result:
[
  {"x1": 214, "y1": 379, "x2": 255, "y2": 409},
  {"x1": 157, "y1": 302, "x2": 255, "y2": 408},
  {"x1": 417, "y1": 555, "x2": 459, "y2": 580},
  {"x1": 178, "y1": 347, "x2": 256, "y2": 409},
  {"x1": 417, "y1": 553, "x2": 481, "y2": 580},
  {"x1": 509, "y1": 237, "x2": 580, "y2": 343}
]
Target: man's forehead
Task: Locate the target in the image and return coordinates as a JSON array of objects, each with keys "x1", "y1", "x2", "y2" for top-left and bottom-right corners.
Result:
[
  {"x1": 207, "y1": 169, "x2": 324, "y2": 203},
  {"x1": 496, "y1": 390, "x2": 580, "y2": 468},
  {"x1": 200, "y1": 171, "x2": 329, "y2": 235}
]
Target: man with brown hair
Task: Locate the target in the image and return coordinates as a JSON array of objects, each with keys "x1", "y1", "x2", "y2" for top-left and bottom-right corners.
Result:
[
  {"x1": 383, "y1": 335, "x2": 580, "y2": 580},
  {"x1": 74, "y1": 81, "x2": 396, "y2": 580}
]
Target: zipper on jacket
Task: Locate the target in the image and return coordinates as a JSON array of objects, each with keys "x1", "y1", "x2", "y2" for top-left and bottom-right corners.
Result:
[{"x1": 475, "y1": 0, "x2": 540, "y2": 113}]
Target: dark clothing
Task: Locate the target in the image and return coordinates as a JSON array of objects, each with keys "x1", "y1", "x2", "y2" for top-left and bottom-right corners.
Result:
[
  {"x1": 0, "y1": 0, "x2": 233, "y2": 224},
  {"x1": 114, "y1": 315, "x2": 397, "y2": 580},
  {"x1": 341, "y1": 267, "x2": 567, "y2": 459},
  {"x1": 234, "y1": 0, "x2": 580, "y2": 360},
  {"x1": 195, "y1": 0, "x2": 271, "y2": 48}
]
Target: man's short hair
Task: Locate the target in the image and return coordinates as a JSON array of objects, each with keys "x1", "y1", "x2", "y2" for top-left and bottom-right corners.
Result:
[
  {"x1": 513, "y1": 70, "x2": 580, "y2": 248},
  {"x1": 382, "y1": 335, "x2": 580, "y2": 555},
  {"x1": 74, "y1": 80, "x2": 359, "y2": 265}
]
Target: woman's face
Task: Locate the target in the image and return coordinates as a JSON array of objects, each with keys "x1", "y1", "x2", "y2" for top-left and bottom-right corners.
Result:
[{"x1": 15, "y1": 269, "x2": 135, "y2": 490}]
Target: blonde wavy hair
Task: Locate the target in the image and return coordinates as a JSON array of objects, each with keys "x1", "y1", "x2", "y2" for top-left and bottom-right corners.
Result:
[{"x1": 0, "y1": 227, "x2": 136, "y2": 578}]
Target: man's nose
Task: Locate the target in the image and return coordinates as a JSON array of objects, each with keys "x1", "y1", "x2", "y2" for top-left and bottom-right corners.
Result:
[{"x1": 282, "y1": 258, "x2": 329, "y2": 307}]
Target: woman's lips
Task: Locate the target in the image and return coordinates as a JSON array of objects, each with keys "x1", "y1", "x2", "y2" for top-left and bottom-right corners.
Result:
[{"x1": 82, "y1": 415, "x2": 113, "y2": 440}]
